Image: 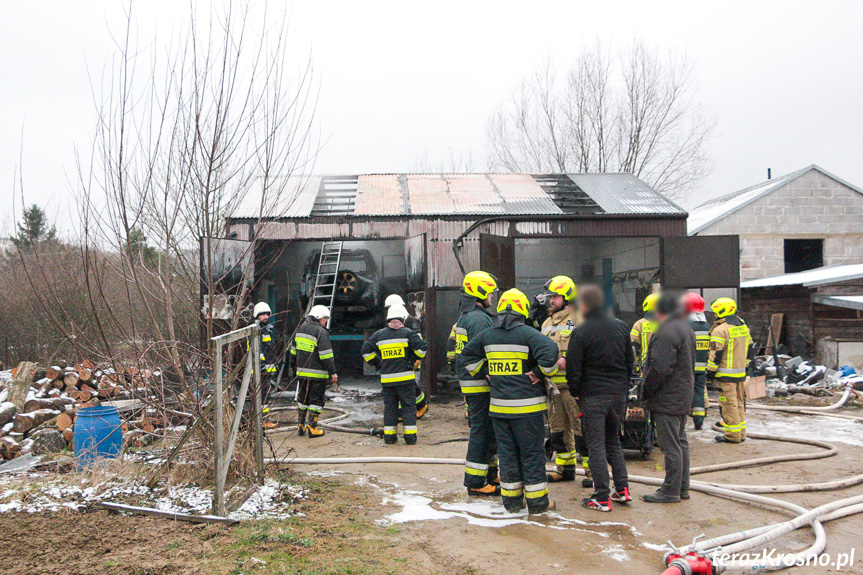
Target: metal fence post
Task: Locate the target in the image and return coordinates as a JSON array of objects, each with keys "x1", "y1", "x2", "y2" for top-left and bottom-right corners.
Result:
[
  {"x1": 213, "y1": 339, "x2": 225, "y2": 516},
  {"x1": 251, "y1": 333, "x2": 265, "y2": 480}
]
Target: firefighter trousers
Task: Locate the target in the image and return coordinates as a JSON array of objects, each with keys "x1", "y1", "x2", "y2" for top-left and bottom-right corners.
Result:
[
  {"x1": 548, "y1": 388, "x2": 583, "y2": 475},
  {"x1": 383, "y1": 383, "x2": 417, "y2": 438},
  {"x1": 463, "y1": 392, "x2": 498, "y2": 488},
  {"x1": 690, "y1": 373, "x2": 708, "y2": 428},
  {"x1": 492, "y1": 414, "x2": 550, "y2": 514},
  {"x1": 718, "y1": 379, "x2": 747, "y2": 442},
  {"x1": 297, "y1": 377, "x2": 327, "y2": 422}
]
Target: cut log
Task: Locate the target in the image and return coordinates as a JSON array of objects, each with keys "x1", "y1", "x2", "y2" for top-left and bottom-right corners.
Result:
[
  {"x1": 53, "y1": 379, "x2": 65, "y2": 390},
  {"x1": 80, "y1": 383, "x2": 96, "y2": 393},
  {"x1": 82, "y1": 359, "x2": 96, "y2": 370},
  {"x1": 45, "y1": 366, "x2": 63, "y2": 380},
  {"x1": 77, "y1": 368, "x2": 92, "y2": 383},
  {"x1": 62, "y1": 428, "x2": 74, "y2": 443},
  {"x1": 0, "y1": 402, "x2": 17, "y2": 427},
  {"x1": 31, "y1": 368, "x2": 47, "y2": 382},
  {"x1": 70, "y1": 390, "x2": 93, "y2": 403},
  {"x1": 0, "y1": 436, "x2": 21, "y2": 459},
  {"x1": 9, "y1": 362, "x2": 37, "y2": 411},
  {"x1": 24, "y1": 397, "x2": 75, "y2": 413},
  {"x1": 63, "y1": 372, "x2": 80, "y2": 388},
  {"x1": 12, "y1": 409, "x2": 59, "y2": 434},
  {"x1": 56, "y1": 412, "x2": 75, "y2": 431}
]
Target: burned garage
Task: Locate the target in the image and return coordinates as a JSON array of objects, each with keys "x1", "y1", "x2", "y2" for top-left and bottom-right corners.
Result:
[{"x1": 221, "y1": 173, "x2": 736, "y2": 392}]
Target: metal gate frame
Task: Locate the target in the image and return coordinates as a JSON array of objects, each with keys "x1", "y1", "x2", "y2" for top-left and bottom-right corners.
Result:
[{"x1": 211, "y1": 324, "x2": 265, "y2": 516}]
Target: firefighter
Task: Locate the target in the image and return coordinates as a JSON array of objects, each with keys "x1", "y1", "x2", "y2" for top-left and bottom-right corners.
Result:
[
  {"x1": 540, "y1": 276, "x2": 589, "y2": 485},
  {"x1": 683, "y1": 293, "x2": 711, "y2": 430},
  {"x1": 459, "y1": 289, "x2": 560, "y2": 514},
  {"x1": 631, "y1": 292, "x2": 661, "y2": 374},
  {"x1": 706, "y1": 297, "x2": 752, "y2": 444},
  {"x1": 384, "y1": 294, "x2": 428, "y2": 419},
  {"x1": 362, "y1": 304, "x2": 428, "y2": 444},
  {"x1": 289, "y1": 305, "x2": 338, "y2": 438},
  {"x1": 455, "y1": 271, "x2": 500, "y2": 496},
  {"x1": 252, "y1": 303, "x2": 279, "y2": 429}
]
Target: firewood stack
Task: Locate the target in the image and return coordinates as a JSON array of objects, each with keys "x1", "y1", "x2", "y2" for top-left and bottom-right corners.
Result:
[{"x1": 0, "y1": 360, "x2": 173, "y2": 460}]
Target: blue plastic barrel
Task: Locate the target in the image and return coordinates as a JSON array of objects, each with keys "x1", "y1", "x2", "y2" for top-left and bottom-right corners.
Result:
[{"x1": 73, "y1": 406, "x2": 123, "y2": 469}]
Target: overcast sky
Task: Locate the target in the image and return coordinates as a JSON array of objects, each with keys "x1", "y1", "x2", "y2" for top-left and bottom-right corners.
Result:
[{"x1": 2, "y1": 1, "x2": 862, "y2": 234}]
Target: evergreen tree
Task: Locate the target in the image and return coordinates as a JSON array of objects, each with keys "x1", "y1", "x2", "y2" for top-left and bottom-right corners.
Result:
[
  {"x1": 125, "y1": 228, "x2": 159, "y2": 268},
  {"x1": 12, "y1": 204, "x2": 57, "y2": 249}
]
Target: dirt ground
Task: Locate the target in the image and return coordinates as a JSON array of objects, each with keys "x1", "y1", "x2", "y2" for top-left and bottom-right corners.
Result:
[{"x1": 2, "y1": 380, "x2": 862, "y2": 575}]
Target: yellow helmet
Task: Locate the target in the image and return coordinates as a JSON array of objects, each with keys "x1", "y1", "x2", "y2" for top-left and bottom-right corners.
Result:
[
  {"x1": 711, "y1": 297, "x2": 737, "y2": 318},
  {"x1": 497, "y1": 288, "x2": 530, "y2": 319},
  {"x1": 462, "y1": 271, "x2": 498, "y2": 300},
  {"x1": 544, "y1": 275, "x2": 577, "y2": 302},
  {"x1": 642, "y1": 292, "x2": 661, "y2": 313}
]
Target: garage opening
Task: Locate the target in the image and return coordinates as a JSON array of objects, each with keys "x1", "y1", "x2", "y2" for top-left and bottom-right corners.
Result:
[
  {"x1": 257, "y1": 239, "x2": 410, "y2": 377},
  {"x1": 784, "y1": 239, "x2": 823, "y2": 273},
  {"x1": 514, "y1": 237, "x2": 660, "y2": 326}
]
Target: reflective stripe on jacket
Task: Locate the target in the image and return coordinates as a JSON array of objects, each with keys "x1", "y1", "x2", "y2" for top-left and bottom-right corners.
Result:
[
  {"x1": 707, "y1": 315, "x2": 751, "y2": 382},
  {"x1": 361, "y1": 325, "x2": 428, "y2": 386},
  {"x1": 458, "y1": 315, "x2": 559, "y2": 418},
  {"x1": 688, "y1": 312, "x2": 711, "y2": 373},
  {"x1": 630, "y1": 317, "x2": 657, "y2": 367},
  {"x1": 290, "y1": 319, "x2": 336, "y2": 379},
  {"x1": 454, "y1": 306, "x2": 494, "y2": 393},
  {"x1": 540, "y1": 307, "x2": 577, "y2": 389}
]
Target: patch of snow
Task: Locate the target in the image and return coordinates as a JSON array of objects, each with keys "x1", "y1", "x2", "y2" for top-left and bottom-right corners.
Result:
[
  {"x1": 756, "y1": 412, "x2": 863, "y2": 447},
  {"x1": 643, "y1": 542, "x2": 672, "y2": 552},
  {"x1": 601, "y1": 544, "x2": 631, "y2": 562},
  {"x1": 0, "y1": 370, "x2": 11, "y2": 384}
]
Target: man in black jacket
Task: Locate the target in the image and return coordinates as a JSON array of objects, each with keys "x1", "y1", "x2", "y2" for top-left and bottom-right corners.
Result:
[
  {"x1": 567, "y1": 285, "x2": 633, "y2": 512},
  {"x1": 641, "y1": 293, "x2": 696, "y2": 503}
]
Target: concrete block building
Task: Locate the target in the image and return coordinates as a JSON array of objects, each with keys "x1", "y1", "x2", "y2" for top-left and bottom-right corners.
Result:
[{"x1": 688, "y1": 165, "x2": 863, "y2": 281}]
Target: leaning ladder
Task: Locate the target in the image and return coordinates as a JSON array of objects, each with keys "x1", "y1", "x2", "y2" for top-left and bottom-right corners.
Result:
[{"x1": 310, "y1": 241, "x2": 343, "y2": 328}]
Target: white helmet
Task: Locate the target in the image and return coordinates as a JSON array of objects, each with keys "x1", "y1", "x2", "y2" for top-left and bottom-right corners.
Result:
[
  {"x1": 253, "y1": 302, "x2": 271, "y2": 318},
  {"x1": 309, "y1": 305, "x2": 331, "y2": 320},
  {"x1": 384, "y1": 294, "x2": 405, "y2": 308},
  {"x1": 387, "y1": 304, "x2": 409, "y2": 321}
]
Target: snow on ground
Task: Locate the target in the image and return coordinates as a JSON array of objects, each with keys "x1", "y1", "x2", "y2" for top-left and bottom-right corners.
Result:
[
  {"x1": 601, "y1": 544, "x2": 631, "y2": 562},
  {"x1": 0, "y1": 472, "x2": 305, "y2": 520},
  {"x1": 0, "y1": 370, "x2": 11, "y2": 384}
]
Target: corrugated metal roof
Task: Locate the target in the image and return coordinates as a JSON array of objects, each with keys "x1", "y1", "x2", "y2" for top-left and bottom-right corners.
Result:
[
  {"x1": 567, "y1": 173, "x2": 686, "y2": 215},
  {"x1": 740, "y1": 264, "x2": 863, "y2": 289},
  {"x1": 228, "y1": 173, "x2": 682, "y2": 219},
  {"x1": 231, "y1": 175, "x2": 322, "y2": 218}
]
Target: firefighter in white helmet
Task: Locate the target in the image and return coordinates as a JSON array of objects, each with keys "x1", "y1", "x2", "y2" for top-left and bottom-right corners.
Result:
[
  {"x1": 362, "y1": 303, "x2": 428, "y2": 444},
  {"x1": 289, "y1": 305, "x2": 338, "y2": 437},
  {"x1": 384, "y1": 293, "x2": 428, "y2": 418},
  {"x1": 251, "y1": 302, "x2": 279, "y2": 429}
]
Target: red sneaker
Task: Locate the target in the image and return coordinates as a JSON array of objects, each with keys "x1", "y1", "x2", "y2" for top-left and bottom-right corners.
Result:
[
  {"x1": 610, "y1": 487, "x2": 632, "y2": 504},
  {"x1": 581, "y1": 496, "x2": 611, "y2": 512}
]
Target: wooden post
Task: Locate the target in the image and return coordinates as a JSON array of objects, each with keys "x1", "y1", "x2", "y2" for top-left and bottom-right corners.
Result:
[
  {"x1": 252, "y1": 333, "x2": 265, "y2": 480},
  {"x1": 212, "y1": 340, "x2": 225, "y2": 516}
]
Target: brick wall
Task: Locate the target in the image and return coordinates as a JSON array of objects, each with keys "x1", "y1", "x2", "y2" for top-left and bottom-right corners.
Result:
[{"x1": 697, "y1": 169, "x2": 863, "y2": 281}]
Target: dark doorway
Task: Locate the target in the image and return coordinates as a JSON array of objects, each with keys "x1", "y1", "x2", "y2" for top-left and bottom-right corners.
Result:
[{"x1": 784, "y1": 239, "x2": 823, "y2": 273}]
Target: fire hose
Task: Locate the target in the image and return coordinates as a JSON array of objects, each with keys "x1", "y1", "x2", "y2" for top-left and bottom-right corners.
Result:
[{"x1": 266, "y1": 390, "x2": 863, "y2": 573}]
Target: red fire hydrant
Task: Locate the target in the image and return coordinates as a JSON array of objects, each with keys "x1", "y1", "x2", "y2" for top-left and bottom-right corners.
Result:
[{"x1": 661, "y1": 552, "x2": 716, "y2": 575}]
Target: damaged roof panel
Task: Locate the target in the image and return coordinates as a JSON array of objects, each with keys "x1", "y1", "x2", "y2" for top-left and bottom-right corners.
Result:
[{"x1": 228, "y1": 173, "x2": 682, "y2": 219}]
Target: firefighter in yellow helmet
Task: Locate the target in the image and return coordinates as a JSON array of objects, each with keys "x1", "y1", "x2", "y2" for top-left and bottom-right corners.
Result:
[
  {"x1": 540, "y1": 276, "x2": 589, "y2": 485},
  {"x1": 455, "y1": 271, "x2": 500, "y2": 496},
  {"x1": 458, "y1": 288, "x2": 560, "y2": 514},
  {"x1": 706, "y1": 297, "x2": 752, "y2": 443},
  {"x1": 631, "y1": 292, "x2": 660, "y2": 374}
]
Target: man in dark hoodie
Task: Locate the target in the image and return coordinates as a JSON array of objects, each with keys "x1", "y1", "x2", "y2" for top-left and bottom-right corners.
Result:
[
  {"x1": 453, "y1": 271, "x2": 500, "y2": 496},
  {"x1": 641, "y1": 293, "x2": 696, "y2": 503},
  {"x1": 362, "y1": 303, "x2": 428, "y2": 444},
  {"x1": 567, "y1": 285, "x2": 633, "y2": 512},
  {"x1": 459, "y1": 288, "x2": 560, "y2": 514}
]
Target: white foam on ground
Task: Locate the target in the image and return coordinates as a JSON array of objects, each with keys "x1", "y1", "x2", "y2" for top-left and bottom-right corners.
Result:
[
  {"x1": 601, "y1": 544, "x2": 631, "y2": 562},
  {"x1": 754, "y1": 412, "x2": 863, "y2": 447},
  {"x1": 642, "y1": 542, "x2": 671, "y2": 552}
]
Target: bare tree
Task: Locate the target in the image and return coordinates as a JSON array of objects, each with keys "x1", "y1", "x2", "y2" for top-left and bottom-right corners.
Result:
[{"x1": 487, "y1": 40, "x2": 713, "y2": 199}]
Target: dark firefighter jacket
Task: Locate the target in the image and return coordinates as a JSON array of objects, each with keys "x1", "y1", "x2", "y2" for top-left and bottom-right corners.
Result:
[
  {"x1": 688, "y1": 312, "x2": 711, "y2": 375},
  {"x1": 361, "y1": 322, "x2": 428, "y2": 386},
  {"x1": 259, "y1": 322, "x2": 278, "y2": 373},
  {"x1": 290, "y1": 319, "x2": 337, "y2": 380},
  {"x1": 454, "y1": 300, "x2": 495, "y2": 394},
  {"x1": 458, "y1": 312, "x2": 559, "y2": 419},
  {"x1": 707, "y1": 314, "x2": 752, "y2": 383},
  {"x1": 642, "y1": 315, "x2": 696, "y2": 416},
  {"x1": 566, "y1": 308, "x2": 634, "y2": 399}
]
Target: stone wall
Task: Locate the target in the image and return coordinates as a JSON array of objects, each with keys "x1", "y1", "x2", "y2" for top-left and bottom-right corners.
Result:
[{"x1": 697, "y1": 169, "x2": 863, "y2": 281}]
